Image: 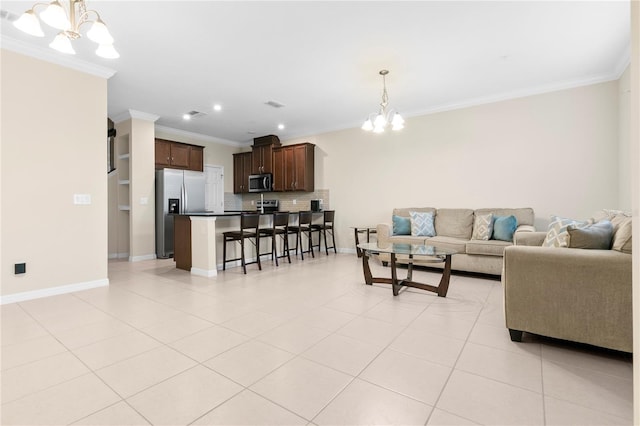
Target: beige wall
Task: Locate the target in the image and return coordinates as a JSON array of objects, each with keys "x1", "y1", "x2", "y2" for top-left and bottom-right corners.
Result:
[
  {"x1": 630, "y1": 1, "x2": 639, "y2": 424},
  {"x1": 1, "y1": 50, "x2": 108, "y2": 298},
  {"x1": 284, "y1": 80, "x2": 621, "y2": 253},
  {"x1": 619, "y1": 66, "x2": 631, "y2": 211}
]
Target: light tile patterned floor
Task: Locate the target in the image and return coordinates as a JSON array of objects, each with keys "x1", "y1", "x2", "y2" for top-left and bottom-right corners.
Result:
[{"x1": 0, "y1": 254, "x2": 634, "y2": 425}]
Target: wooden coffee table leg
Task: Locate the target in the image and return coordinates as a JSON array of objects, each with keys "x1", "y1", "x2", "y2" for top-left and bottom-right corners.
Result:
[
  {"x1": 390, "y1": 253, "x2": 400, "y2": 296},
  {"x1": 437, "y1": 255, "x2": 452, "y2": 297},
  {"x1": 362, "y1": 250, "x2": 373, "y2": 285}
]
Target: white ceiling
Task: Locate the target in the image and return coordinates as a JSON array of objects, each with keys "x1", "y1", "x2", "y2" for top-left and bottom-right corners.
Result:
[{"x1": 1, "y1": 1, "x2": 631, "y2": 145}]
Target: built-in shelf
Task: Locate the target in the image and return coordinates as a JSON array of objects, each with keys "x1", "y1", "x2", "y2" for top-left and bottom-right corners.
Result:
[
  {"x1": 118, "y1": 153, "x2": 130, "y2": 160},
  {"x1": 118, "y1": 205, "x2": 130, "y2": 211},
  {"x1": 118, "y1": 179, "x2": 130, "y2": 185}
]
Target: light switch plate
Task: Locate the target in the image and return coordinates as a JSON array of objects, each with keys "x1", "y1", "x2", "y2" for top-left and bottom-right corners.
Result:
[
  {"x1": 73, "y1": 194, "x2": 91, "y2": 205},
  {"x1": 140, "y1": 197, "x2": 148, "y2": 205}
]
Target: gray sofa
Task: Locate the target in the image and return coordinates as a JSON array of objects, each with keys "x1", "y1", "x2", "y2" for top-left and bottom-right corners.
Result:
[
  {"x1": 503, "y1": 214, "x2": 633, "y2": 352},
  {"x1": 376, "y1": 207, "x2": 535, "y2": 276}
]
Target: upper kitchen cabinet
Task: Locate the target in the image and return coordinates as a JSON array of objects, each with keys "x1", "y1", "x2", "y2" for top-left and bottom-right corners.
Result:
[
  {"x1": 155, "y1": 139, "x2": 204, "y2": 171},
  {"x1": 233, "y1": 151, "x2": 253, "y2": 194},
  {"x1": 272, "y1": 143, "x2": 315, "y2": 192},
  {"x1": 251, "y1": 135, "x2": 281, "y2": 174}
]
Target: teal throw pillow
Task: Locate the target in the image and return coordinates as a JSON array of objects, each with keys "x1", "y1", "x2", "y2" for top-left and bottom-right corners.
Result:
[
  {"x1": 392, "y1": 215, "x2": 411, "y2": 235},
  {"x1": 410, "y1": 211, "x2": 436, "y2": 237},
  {"x1": 492, "y1": 215, "x2": 518, "y2": 242},
  {"x1": 567, "y1": 220, "x2": 614, "y2": 249}
]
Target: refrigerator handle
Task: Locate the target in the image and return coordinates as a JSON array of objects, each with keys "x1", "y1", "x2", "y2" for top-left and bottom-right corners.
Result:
[{"x1": 183, "y1": 182, "x2": 188, "y2": 213}]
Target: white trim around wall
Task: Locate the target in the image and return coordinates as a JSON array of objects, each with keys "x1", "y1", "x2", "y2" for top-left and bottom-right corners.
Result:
[
  {"x1": 191, "y1": 267, "x2": 217, "y2": 277},
  {"x1": 108, "y1": 253, "x2": 129, "y2": 259},
  {"x1": 129, "y1": 254, "x2": 157, "y2": 262},
  {"x1": 0, "y1": 279, "x2": 109, "y2": 305}
]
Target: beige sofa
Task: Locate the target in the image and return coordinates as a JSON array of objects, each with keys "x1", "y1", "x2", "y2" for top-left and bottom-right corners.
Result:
[
  {"x1": 503, "y1": 215, "x2": 633, "y2": 352},
  {"x1": 376, "y1": 207, "x2": 535, "y2": 276}
]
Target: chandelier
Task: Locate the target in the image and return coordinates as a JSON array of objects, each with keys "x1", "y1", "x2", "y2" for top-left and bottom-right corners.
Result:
[
  {"x1": 13, "y1": 0, "x2": 119, "y2": 59},
  {"x1": 362, "y1": 70, "x2": 405, "y2": 133}
]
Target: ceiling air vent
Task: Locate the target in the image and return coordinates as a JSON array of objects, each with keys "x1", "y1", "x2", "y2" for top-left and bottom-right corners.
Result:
[
  {"x1": 264, "y1": 100, "x2": 285, "y2": 108},
  {"x1": 183, "y1": 110, "x2": 207, "y2": 120}
]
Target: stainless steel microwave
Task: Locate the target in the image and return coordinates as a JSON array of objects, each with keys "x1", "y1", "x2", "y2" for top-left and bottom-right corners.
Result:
[{"x1": 248, "y1": 173, "x2": 273, "y2": 192}]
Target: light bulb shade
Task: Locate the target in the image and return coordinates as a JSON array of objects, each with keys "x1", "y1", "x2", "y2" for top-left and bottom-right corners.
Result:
[
  {"x1": 40, "y1": 1, "x2": 71, "y2": 30},
  {"x1": 373, "y1": 125, "x2": 385, "y2": 134},
  {"x1": 391, "y1": 112, "x2": 405, "y2": 126},
  {"x1": 361, "y1": 119, "x2": 373, "y2": 131},
  {"x1": 49, "y1": 32, "x2": 75, "y2": 54},
  {"x1": 13, "y1": 10, "x2": 44, "y2": 37},
  {"x1": 96, "y1": 43, "x2": 119, "y2": 59},
  {"x1": 87, "y1": 19, "x2": 114, "y2": 44},
  {"x1": 373, "y1": 113, "x2": 387, "y2": 127}
]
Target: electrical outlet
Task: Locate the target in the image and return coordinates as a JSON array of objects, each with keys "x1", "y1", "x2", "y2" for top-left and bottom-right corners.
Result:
[
  {"x1": 14, "y1": 263, "x2": 26, "y2": 274},
  {"x1": 251, "y1": 200, "x2": 254, "y2": 205},
  {"x1": 292, "y1": 199, "x2": 297, "y2": 205},
  {"x1": 140, "y1": 197, "x2": 148, "y2": 205}
]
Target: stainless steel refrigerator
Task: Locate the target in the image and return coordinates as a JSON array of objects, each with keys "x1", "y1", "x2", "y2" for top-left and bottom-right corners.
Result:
[{"x1": 156, "y1": 168, "x2": 206, "y2": 258}]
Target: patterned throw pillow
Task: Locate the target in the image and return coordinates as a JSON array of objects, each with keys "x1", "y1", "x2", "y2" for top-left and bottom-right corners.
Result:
[
  {"x1": 410, "y1": 211, "x2": 436, "y2": 237},
  {"x1": 392, "y1": 215, "x2": 411, "y2": 235},
  {"x1": 543, "y1": 215, "x2": 590, "y2": 248},
  {"x1": 472, "y1": 213, "x2": 493, "y2": 240}
]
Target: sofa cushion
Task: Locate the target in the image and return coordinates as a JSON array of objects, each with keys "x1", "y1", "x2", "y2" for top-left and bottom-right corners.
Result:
[
  {"x1": 472, "y1": 213, "x2": 493, "y2": 240},
  {"x1": 435, "y1": 209, "x2": 474, "y2": 239},
  {"x1": 410, "y1": 211, "x2": 435, "y2": 237},
  {"x1": 475, "y1": 208, "x2": 535, "y2": 227},
  {"x1": 427, "y1": 236, "x2": 467, "y2": 253},
  {"x1": 492, "y1": 215, "x2": 518, "y2": 242},
  {"x1": 543, "y1": 215, "x2": 590, "y2": 248},
  {"x1": 393, "y1": 207, "x2": 436, "y2": 218},
  {"x1": 466, "y1": 239, "x2": 512, "y2": 256},
  {"x1": 611, "y1": 216, "x2": 632, "y2": 254},
  {"x1": 567, "y1": 220, "x2": 614, "y2": 250},
  {"x1": 593, "y1": 210, "x2": 633, "y2": 254},
  {"x1": 392, "y1": 215, "x2": 411, "y2": 235}
]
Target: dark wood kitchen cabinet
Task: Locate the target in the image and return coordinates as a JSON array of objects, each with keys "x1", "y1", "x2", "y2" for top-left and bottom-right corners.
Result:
[
  {"x1": 155, "y1": 139, "x2": 203, "y2": 171},
  {"x1": 233, "y1": 151, "x2": 253, "y2": 193},
  {"x1": 272, "y1": 143, "x2": 314, "y2": 192},
  {"x1": 251, "y1": 136, "x2": 281, "y2": 174}
]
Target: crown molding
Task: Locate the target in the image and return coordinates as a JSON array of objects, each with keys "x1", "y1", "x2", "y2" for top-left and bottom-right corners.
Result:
[
  {"x1": 155, "y1": 125, "x2": 244, "y2": 147},
  {"x1": 111, "y1": 109, "x2": 160, "y2": 124},
  {"x1": 0, "y1": 35, "x2": 116, "y2": 79}
]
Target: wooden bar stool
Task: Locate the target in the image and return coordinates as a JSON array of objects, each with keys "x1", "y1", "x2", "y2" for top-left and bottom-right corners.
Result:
[
  {"x1": 289, "y1": 211, "x2": 314, "y2": 260},
  {"x1": 222, "y1": 212, "x2": 261, "y2": 274},
  {"x1": 311, "y1": 210, "x2": 337, "y2": 255},
  {"x1": 259, "y1": 211, "x2": 291, "y2": 266}
]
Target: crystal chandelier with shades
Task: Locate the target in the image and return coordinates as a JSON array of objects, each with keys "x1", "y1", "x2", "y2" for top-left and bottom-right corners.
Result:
[
  {"x1": 361, "y1": 69, "x2": 405, "y2": 133},
  {"x1": 13, "y1": 0, "x2": 119, "y2": 59}
]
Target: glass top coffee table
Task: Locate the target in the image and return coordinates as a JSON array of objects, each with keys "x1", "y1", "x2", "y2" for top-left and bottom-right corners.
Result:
[{"x1": 357, "y1": 242, "x2": 458, "y2": 297}]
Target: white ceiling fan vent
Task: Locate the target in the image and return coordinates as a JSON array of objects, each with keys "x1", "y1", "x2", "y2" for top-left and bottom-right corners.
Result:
[{"x1": 264, "y1": 100, "x2": 286, "y2": 108}]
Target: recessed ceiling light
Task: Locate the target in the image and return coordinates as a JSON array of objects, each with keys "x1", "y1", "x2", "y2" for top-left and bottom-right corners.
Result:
[
  {"x1": 277, "y1": 124, "x2": 285, "y2": 130},
  {"x1": 182, "y1": 114, "x2": 191, "y2": 120},
  {"x1": 213, "y1": 104, "x2": 222, "y2": 111},
  {"x1": 182, "y1": 110, "x2": 206, "y2": 121}
]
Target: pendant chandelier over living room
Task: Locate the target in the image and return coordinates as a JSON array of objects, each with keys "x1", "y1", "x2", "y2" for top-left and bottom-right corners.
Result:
[
  {"x1": 362, "y1": 69, "x2": 405, "y2": 133},
  {"x1": 13, "y1": 0, "x2": 119, "y2": 59}
]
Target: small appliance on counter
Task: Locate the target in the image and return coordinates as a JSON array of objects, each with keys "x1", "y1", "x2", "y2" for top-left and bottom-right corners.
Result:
[
  {"x1": 311, "y1": 199, "x2": 323, "y2": 212},
  {"x1": 257, "y1": 199, "x2": 279, "y2": 213}
]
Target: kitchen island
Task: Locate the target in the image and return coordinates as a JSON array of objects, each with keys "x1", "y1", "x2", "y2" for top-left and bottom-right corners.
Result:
[{"x1": 174, "y1": 211, "x2": 321, "y2": 276}]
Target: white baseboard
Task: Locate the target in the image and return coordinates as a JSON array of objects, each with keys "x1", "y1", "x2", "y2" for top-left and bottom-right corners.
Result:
[
  {"x1": 0, "y1": 279, "x2": 109, "y2": 305},
  {"x1": 129, "y1": 254, "x2": 157, "y2": 262},
  {"x1": 108, "y1": 252, "x2": 129, "y2": 259},
  {"x1": 191, "y1": 267, "x2": 217, "y2": 277}
]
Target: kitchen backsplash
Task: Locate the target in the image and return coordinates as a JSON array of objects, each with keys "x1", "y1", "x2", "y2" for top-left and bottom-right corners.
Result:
[{"x1": 229, "y1": 189, "x2": 330, "y2": 212}]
